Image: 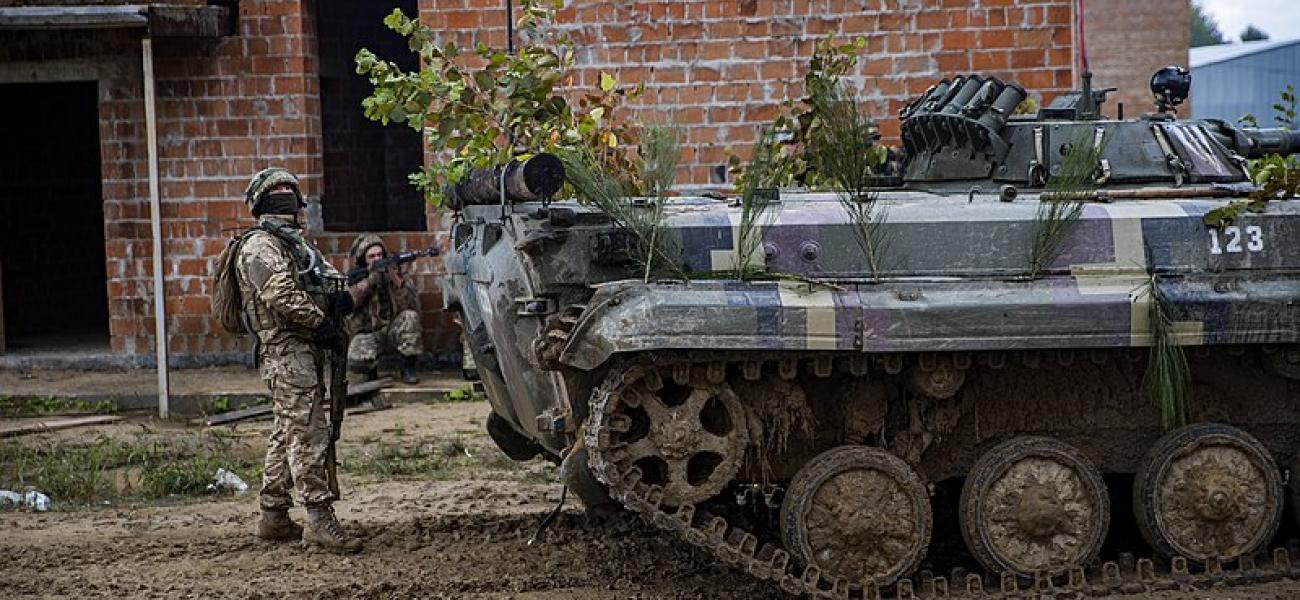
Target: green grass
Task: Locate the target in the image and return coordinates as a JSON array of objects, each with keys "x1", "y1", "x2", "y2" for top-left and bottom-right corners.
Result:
[
  {"x1": 734, "y1": 126, "x2": 787, "y2": 280},
  {"x1": 0, "y1": 395, "x2": 117, "y2": 418},
  {"x1": 444, "y1": 385, "x2": 487, "y2": 402},
  {"x1": 809, "y1": 83, "x2": 890, "y2": 281},
  {"x1": 559, "y1": 134, "x2": 685, "y2": 282},
  {"x1": 345, "y1": 433, "x2": 555, "y2": 483},
  {"x1": 0, "y1": 433, "x2": 260, "y2": 509}
]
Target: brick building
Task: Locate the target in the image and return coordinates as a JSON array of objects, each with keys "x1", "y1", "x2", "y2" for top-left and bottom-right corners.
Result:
[
  {"x1": 0, "y1": 0, "x2": 1179, "y2": 365},
  {"x1": 1083, "y1": 0, "x2": 1191, "y2": 116}
]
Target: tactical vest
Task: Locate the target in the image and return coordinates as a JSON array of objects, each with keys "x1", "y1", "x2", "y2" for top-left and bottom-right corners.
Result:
[{"x1": 238, "y1": 221, "x2": 342, "y2": 341}]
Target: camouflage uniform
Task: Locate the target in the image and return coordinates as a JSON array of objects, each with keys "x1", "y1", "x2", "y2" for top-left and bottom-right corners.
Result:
[
  {"x1": 345, "y1": 233, "x2": 424, "y2": 374},
  {"x1": 235, "y1": 187, "x2": 341, "y2": 511}
]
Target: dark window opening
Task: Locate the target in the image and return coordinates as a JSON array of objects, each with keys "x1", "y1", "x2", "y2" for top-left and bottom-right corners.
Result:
[
  {"x1": 0, "y1": 81, "x2": 110, "y2": 353},
  {"x1": 318, "y1": 0, "x2": 426, "y2": 232}
]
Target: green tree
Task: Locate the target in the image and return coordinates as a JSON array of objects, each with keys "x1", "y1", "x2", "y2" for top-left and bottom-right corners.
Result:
[
  {"x1": 1190, "y1": 1, "x2": 1226, "y2": 47},
  {"x1": 1240, "y1": 24, "x2": 1270, "y2": 42},
  {"x1": 354, "y1": 1, "x2": 646, "y2": 207}
]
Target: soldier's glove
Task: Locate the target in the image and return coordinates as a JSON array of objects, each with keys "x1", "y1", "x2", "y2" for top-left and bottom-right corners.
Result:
[
  {"x1": 330, "y1": 291, "x2": 355, "y2": 316},
  {"x1": 313, "y1": 319, "x2": 345, "y2": 346}
]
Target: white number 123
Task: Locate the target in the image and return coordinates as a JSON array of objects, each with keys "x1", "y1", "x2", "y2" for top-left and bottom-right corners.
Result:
[{"x1": 1209, "y1": 225, "x2": 1264, "y2": 255}]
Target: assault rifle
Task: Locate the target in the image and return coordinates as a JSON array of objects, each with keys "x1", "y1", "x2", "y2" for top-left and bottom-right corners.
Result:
[
  {"x1": 346, "y1": 247, "x2": 440, "y2": 285},
  {"x1": 319, "y1": 274, "x2": 349, "y2": 501}
]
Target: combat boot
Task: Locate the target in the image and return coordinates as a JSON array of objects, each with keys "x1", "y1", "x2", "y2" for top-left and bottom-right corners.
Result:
[
  {"x1": 256, "y1": 508, "x2": 303, "y2": 542},
  {"x1": 304, "y1": 503, "x2": 362, "y2": 553},
  {"x1": 400, "y1": 355, "x2": 420, "y2": 385}
]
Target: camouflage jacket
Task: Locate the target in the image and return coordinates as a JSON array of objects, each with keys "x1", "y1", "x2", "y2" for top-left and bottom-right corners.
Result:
[
  {"x1": 234, "y1": 216, "x2": 342, "y2": 346},
  {"x1": 345, "y1": 270, "x2": 419, "y2": 336}
]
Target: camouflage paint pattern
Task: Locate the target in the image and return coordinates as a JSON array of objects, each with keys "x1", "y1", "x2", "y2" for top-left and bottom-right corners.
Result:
[
  {"x1": 442, "y1": 190, "x2": 1300, "y2": 455},
  {"x1": 558, "y1": 193, "x2": 1299, "y2": 369}
]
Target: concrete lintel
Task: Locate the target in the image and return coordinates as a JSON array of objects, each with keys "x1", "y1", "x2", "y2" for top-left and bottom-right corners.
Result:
[
  {"x1": 0, "y1": 4, "x2": 234, "y2": 37},
  {"x1": 0, "y1": 5, "x2": 149, "y2": 30}
]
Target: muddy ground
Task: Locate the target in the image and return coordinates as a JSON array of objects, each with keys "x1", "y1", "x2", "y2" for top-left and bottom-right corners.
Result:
[{"x1": 3, "y1": 400, "x2": 1300, "y2": 599}]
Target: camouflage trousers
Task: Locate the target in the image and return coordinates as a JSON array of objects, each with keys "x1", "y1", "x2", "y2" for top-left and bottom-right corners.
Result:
[
  {"x1": 257, "y1": 338, "x2": 333, "y2": 510},
  {"x1": 347, "y1": 309, "x2": 423, "y2": 371}
]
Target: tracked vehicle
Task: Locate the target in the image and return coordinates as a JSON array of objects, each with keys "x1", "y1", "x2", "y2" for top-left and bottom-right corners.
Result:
[{"x1": 443, "y1": 69, "x2": 1300, "y2": 595}]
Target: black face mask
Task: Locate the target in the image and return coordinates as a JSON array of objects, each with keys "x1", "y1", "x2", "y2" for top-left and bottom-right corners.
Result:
[{"x1": 255, "y1": 191, "x2": 301, "y2": 216}]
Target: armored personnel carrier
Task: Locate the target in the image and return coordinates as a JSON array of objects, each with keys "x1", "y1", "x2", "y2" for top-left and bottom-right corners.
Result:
[{"x1": 443, "y1": 69, "x2": 1300, "y2": 595}]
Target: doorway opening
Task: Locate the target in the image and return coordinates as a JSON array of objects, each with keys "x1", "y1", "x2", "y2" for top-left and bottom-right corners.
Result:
[
  {"x1": 0, "y1": 80, "x2": 110, "y2": 354},
  {"x1": 317, "y1": 0, "x2": 426, "y2": 232}
]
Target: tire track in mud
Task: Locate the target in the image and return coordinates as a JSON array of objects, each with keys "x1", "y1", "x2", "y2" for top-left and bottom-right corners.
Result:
[{"x1": 1, "y1": 504, "x2": 784, "y2": 599}]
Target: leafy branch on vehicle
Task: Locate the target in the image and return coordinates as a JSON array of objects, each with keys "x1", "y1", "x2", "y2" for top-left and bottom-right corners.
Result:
[
  {"x1": 355, "y1": 0, "x2": 646, "y2": 207},
  {"x1": 1030, "y1": 130, "x2": 1107, "y2": 278},
  {"x1": 1208, "y1": 86, "x2": 1300, "y2": 228},
  {"x1": 727, "y1": 36, "x2": 868, "y2": 194}
]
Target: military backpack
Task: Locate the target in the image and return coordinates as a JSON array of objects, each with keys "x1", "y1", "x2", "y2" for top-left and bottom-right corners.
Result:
[{"x1": 210, "y1": 229, "x2": 261, "y2": 334}]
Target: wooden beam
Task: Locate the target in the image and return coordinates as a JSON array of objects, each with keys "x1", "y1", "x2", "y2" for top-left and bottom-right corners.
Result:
[
  {"x1": 143, "y1": 36, "x2": 170, "y2": 420},
  {"x1": 0, "y1": 416, "x2": 124, "y2": 439},
  {"x1": 203, "y1": 378, "x2": 395, "y2": 426}
]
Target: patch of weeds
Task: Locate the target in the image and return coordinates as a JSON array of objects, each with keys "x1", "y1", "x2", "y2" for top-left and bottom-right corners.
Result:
[
  {"x1": 0, "y1": 437, "x2": 140, "y2": 503},
  {"x1": 141, "y1": 456, "x2": 227, "y2": 497},
  {"x1": 346, "y1": 434, "x2": 541, "y2": 482},
  {"x1": 444, "y1": 385, "x2": 487, "y2": 403},
  {"x1": 0, "y1": 396, "x2": 117, "y2": 418},
  {"x1": 0, "y1": 432, "x2": 261, "y2": 508},
  {"x1": 520, "y1": 463, "x2": 560, "y2": 484}
]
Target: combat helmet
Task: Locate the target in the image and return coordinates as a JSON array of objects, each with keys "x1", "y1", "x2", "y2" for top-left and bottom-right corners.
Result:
[
  {"x1": 349, "y1": 233, "x2": 386, "y2": 267},
  {"x1": 244, "y1": 167, "x2": 304, "y2": 216}
]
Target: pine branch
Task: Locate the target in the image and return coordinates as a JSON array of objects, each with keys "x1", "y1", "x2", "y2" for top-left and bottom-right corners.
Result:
[
  {"x1": 735, "y1": 128, "x2": 785, "y2": 280},
  {"x1": 1140, "y1": 275, "x2": 1192, "y2": 430},
  {"x1": 559, "y1": 145, "x2": 683, "y2": 281},
  {"x1": 1030, "y1": 129, "x2": 1106, "y2": 278},
  {"x1": 808, "y1": 84, "x2": 890, "y2": 281}
]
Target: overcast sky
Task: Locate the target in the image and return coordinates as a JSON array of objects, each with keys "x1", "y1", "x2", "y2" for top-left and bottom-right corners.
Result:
[{"x1": 1199, "y1": 0, "x2": 1300, "y2": 42}]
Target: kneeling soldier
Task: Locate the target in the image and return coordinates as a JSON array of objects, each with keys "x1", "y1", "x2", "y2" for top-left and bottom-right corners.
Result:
[{"x1": 345, "y1": 234, "x2": 424, "y2": 384}]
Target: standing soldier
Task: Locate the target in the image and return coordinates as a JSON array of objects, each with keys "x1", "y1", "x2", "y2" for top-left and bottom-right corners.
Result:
[
  {"x1": 234, "y1": 168, "x2": 362, "y2": 552},
  {"x1": 345, "y1": 234, "x2": 424, "y2": 385}
]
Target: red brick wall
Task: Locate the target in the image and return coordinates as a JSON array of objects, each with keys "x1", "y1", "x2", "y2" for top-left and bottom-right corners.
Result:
[
  {"x1": 3, "y1": 0, "x2": 1082, "y2": 362},
  {"x1": 1083, "y1": 0, "x2": 1190, "y2": 117},
  {"x1": 420, "y1": 0, "x2": 1077, "y2": 185},
  {"x1": 112, "y1": 0, "x2": 325, "y2": 357},
  {"x1": 0, "y1": 1, "x2": 455, "y2": 362}
]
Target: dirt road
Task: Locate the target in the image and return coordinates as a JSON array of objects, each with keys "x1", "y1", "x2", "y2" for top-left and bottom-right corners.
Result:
[{"x1": 2, "y1": 401, "x2": 1299, "y2": 599}]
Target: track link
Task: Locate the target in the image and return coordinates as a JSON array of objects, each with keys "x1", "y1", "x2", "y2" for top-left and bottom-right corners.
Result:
[{"x1": 584, "y1": 355, "x2": 1300, "y2": 598}]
